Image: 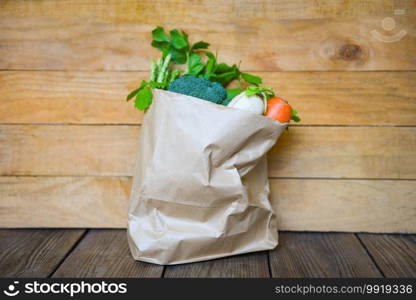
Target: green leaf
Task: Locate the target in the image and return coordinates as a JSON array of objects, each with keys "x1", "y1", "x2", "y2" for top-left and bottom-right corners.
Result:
[
  {"x1": 126, "y1": 80, "x2": 148, "y2": 101},
  {"x1": 215, "y1": 63, "x2": 233, "y2": 74},
  {"x1": 169, "y1": 48, "x2": 187, "y2": 64},
  {"x1": 291, "y1": 109, "x2": 301, "y2": 122},
  {"x1": 151, "y1": 27, "x2": 170, "y2": 54},
  {"x1": 212, "y1": 68, "x2": 240, "y2": 87},
  {"x1": 151, "y1": 40, "x2": 170, "y2": 54},
  {"x1": 170, "y1": 29, "x2": 189, "y2": 49},
  {"x1": 204, "y1": 52, "x2": 217, "y2": 74},
  {"x1": 126, "y1": 88, "x2": 140, "y2": 101},
  {"x1": 135, "y1": 85, "x2": 153, "y2": 111},
  {"x1": 241, "y1": 72, "x2": 262, "y2": 85},
  {"x1": 152, "y1": 26, "x2": 169, "y2": 42},
  {"x1": 226, "y1": 87, "x2": 243, "y2": 102},
  {"x1": 187, "y1": 53, "x2": 204, "y2": 75},
  {"x1": 245, "y1": 86, "x2": 274, "y2": 98},
  {"x1": 191, "y1": 41, "x2": 210, "y2": 51}
]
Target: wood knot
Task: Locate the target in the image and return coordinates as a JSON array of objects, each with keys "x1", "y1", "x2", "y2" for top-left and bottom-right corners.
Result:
[{"x1": 339, "y1": 44, "x2": 362, "y2": 61}]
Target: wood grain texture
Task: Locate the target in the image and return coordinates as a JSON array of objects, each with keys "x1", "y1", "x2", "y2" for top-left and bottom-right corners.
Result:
[
  {"x1": 358, "y1": 233, "x2": 416, "y2": 277},
  {"x1": 1, "y1": 71, "x2": 415, "y2": 125},
  {"x1": 269, "y1": 232, "x2": 382, "y2": 277},
  {"x1": 0, "y1": 0, "x2": 415, "y2": 71},
  {"x1": 164, "y1": 252, "x2": 269, "y2": 278},
  {"x1": 0, "y1": 229, "x2": 85, "y2": 277},
  {"x1": 52, "y1": 230, "x2": 163, "y2": 278},
  {"x1": 0, "y1": 125, "x2": 139, "y2": 176},
  {"x1": 0, "y1": 176, "x2": 130, "y2": 228},
  {"x1": 272, "y1": 179, "x2": 416, "y2": 233},
  {"x1": 1, "y1": 125, "x2": 415, "y2": 179},
  {"x1": 1, "y1": 177, "x2": 415, "y2": 232},
  {"x1": 269, "y1": 127, "x2": 416, "y2": 179}
]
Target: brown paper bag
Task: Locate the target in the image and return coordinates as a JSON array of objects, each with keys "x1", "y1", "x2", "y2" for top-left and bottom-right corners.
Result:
[{"x1": 127, "y1": 89, "x2": 287, "y2": 265}]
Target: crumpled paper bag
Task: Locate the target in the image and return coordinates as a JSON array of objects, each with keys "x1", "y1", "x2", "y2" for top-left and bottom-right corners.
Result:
[{"x1": 128, "y1": 89, "x2": 287, "y2": 265}]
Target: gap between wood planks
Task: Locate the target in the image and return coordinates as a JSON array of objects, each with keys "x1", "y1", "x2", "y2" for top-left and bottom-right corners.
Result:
[
  {"x1": 1, "y1": 123, "x2": 415, "y2": 127},
  {"x1": 4, "y1": 174, "x2": 416, "y2": 181},
  {"x1": 355, "y1": 234, "x2": 386, "y2": 277},
  {"x1": 47, "y1": 230, "x2": 90, "y2": 278}
]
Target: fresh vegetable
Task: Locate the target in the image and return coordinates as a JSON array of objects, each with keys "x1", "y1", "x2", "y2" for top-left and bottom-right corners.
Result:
[
  {"x1": 126, "y1": 52, "x2": 180, "y2": 110},
  {"x1": 168, "y1": 75, "x2": 227, "y2": 104},
  {"x1": 245, "y1": 86, "x2": 275, "y2": 99},
  {"x1": 265, "y1": 97, "x2": 301, "y2": 123},
  {"x1": 151, "y1": 26, "x2": 192, "y2": 64},
  {"x1": 224, "y1": 87, "x2": 244, "y2": 105},
  {"x1": 200, "y1": 53, "x2": 262, "y2": 88},
  {"x1": 127, "y1": 26, "x2": 264, "y2": 110},
  {"x1": 227, "y1": 92, "x2": 264, "y2": 115},
  {"x1": 126, "y1": 26, "x2": 300, "y2": 123}
]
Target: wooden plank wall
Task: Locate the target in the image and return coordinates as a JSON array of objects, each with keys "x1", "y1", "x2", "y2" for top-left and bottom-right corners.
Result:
[{"x1": 0, "y1": 0, "x2": 415, "y2": 232}]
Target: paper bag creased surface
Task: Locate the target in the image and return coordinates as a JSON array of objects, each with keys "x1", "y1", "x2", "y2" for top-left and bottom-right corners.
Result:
[{"x1": 128, "y1": 89, "x2": 286, "y2": 265}]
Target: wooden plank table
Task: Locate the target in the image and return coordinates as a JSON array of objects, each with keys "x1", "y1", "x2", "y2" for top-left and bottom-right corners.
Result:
[
  {"x1": 0, "y1": 1, "x2": 415, "y2": 232},
  {"x1": 1, "y1": 230, "x2": 415, "y2": 278}
]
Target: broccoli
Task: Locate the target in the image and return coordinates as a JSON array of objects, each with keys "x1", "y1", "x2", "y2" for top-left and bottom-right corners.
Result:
[{"x1": 168, "y1": 75, "x2": 227, "y2": 105}]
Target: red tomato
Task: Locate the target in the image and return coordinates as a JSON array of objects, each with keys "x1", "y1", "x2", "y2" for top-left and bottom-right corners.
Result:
[{"x1": 265, "y1": 97, "x2": 292, "y2": 123}]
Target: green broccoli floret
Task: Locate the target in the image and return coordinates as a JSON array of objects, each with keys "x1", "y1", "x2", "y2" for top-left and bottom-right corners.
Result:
[{"x1": 168, "y1": 75, "x2": 227, "y2": 105}]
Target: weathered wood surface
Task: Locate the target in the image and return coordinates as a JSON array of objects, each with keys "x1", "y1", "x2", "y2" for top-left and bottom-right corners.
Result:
[
  {"x1": 52, "y1": 230, "x2": 163, "y2": 278},
  {"x1": 358, "y1": 233, "x2": 416, "y2": 277},
  {"x1": 1, "y1": 229, "x2": 415, "y2": 278},
  {"x1": 0, "y1": 176, "x2": 130, "y2": 228},
  {"x1": 269, "y1": 232, "x2": 382, "y2": 277},
  {"x1": 0, "y1": 229, "x2": 85, "y2": 277},
  {"x1": 1, "y1": 71, "x2": 415, "y2": 126},
  {"x1": 0, "y1": 0, "x2": 415, "y2": 232},
  {"x1": 271, "y1": 179, "x2": 416, "y2": 233},
  {"x1": 1, "y1": 125, "x2": 415, "y2": 178},
  {"x1": 164, "y1": 252, "x2": 270, "y2": 278},
  {"x1": 0, "y1": 0, "x2": 415, "y2": 71},
  {"x1": 1, "y1": 177, "x2": 415, "y2": 233}
]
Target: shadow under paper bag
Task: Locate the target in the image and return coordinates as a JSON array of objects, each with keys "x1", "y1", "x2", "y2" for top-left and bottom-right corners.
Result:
[{"x1": 127, "y1": 89, "x2": 287, "y2": 265}]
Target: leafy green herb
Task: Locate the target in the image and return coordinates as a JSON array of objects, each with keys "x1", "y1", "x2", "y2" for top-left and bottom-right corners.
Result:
[
  {"x1": 191, "y1": 41, "x2": 210, "y2": 51},
  {"x1": 226, "y1": 87, "x2": 244, "y2": 102},
  {"x1": 126, "y1": 87, "x2": 141, "y2": 101},
  {"x1": 241, "y1": 72, "x2": 262, "y2": 85},
  {"x1": 168, "y1": 69, "x2": 181, "y2": 86},
  {"x1": 157, "y1": 53, "x2": 172, "y2": 82},
  {"x1": 126, "y1": 80, "x2": 152, "y2": 111},
  {"x1": 127, "y1": 52, "x2": 181, "y2": 111},
  {"x1": 152, "y1": 26, "x2": 169, "y2": 42},
  {"x1": 213, "y1": 63, "x2": 233, "y2": 74},
  {"x1": 151, "y1": 26, "x2": 190, "y2": 64},
  {"x1": 202, "y1": 52, "x2": 217, "y2": 78},
  {"x1": 211, "y1": 68, "x2": 239, "y2": 86},
  {"x1": 135, "y1": 84, "x2": 153, "y2": 110},
  {"x1": 245, "y1": 86, "x2": 275, "y2": 99},
  {"x1": 127, "y1": 26, "x2": 295, "y2": 113},
  {"x1": 291, "y1": 109, "x2": 301, "y2": 122},
  {"x1": 186, "y1": 53, "x2": 205, "y2": 76},
  {"x1": 151, "y1": 27, "x2": 170, "y2": 56},
  {"x1": 169, "y1": 29, "x2": 189, "y2": 50}
]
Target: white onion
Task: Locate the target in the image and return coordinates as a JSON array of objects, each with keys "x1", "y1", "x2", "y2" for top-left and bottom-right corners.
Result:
[{"x1": 227, "y1": 92, "x2": 264, "y2": 115}]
